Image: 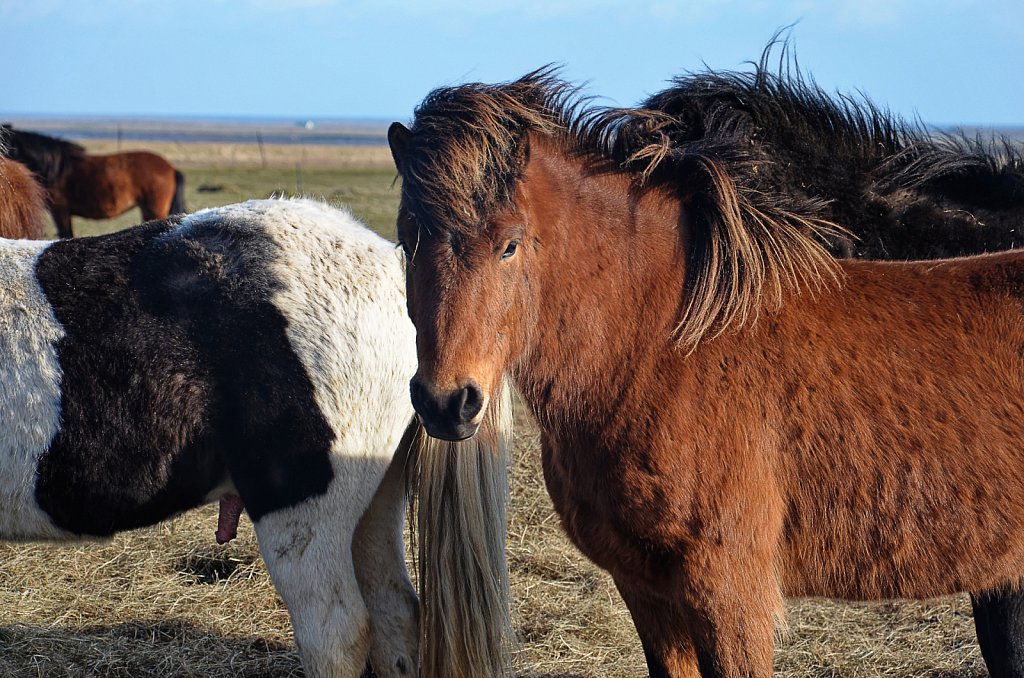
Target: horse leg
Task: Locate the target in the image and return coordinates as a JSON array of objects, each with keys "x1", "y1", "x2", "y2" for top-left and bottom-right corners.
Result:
[
  {"x1": 681, "y1": 557, "x2": 780, "y2": 678},
  {"x1": 972, "y1": 588, "x2": 1024, "y2": 678},
  {"x1": 252, "y1": 462, "x2": 390, "y2": 678},
  {"x1": 618, "y1": 575, "x2": 777, "y2": 678},
  {"x1": 50, "y1": 202, "x2": 73, "y2": 238},
  {"x1": 140, "y1": 197, "x2": 161, "y2": 222},
  {"x1": 352, "y1": 425, "x2": 419, "y2": 677},
  {"x1": 615, "y1": 579, "x2": 701, "y2": 678},
  {"x1": 684, "y1": 604, "x2": 776, "y2": 678}
]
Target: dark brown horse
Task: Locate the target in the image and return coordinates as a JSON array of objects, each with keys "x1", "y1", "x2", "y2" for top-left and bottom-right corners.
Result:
[
  {"x1": 0, "y1": 156, "x2": 46, "y2": 239},
  {"x1": 390, "y1": 71, "x2": 1024, "y2": 677},
  {"x1": 1, "y1": 124, "x2": 185, "y2": 238}
]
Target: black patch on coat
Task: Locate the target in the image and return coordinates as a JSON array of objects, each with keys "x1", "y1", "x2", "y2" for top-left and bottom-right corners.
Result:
[{"x1": 34, "y1": 216, "x2": 335, "y2": 535}]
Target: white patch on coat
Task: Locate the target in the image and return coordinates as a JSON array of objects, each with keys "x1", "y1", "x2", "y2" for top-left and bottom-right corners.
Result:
[
  {"x1": 0, "y1": 238, "x2": 74, "y2": 541},
  {"x1": 181, "y1": 200, "x2": 419, "y2": 677}
]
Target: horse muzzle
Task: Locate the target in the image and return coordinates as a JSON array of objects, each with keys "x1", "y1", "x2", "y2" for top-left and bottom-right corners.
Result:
[{"x1": 410, "y1": 375, "x2": 486, "y2": 441}]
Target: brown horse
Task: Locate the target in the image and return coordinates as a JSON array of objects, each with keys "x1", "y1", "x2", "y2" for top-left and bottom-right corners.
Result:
[
  {"x1": 0, "y1": 156, "x2": 46, "y2": 239},
  {"x1": 390, "y1": 71, "x2": 1024, "y2": 677},
  {"x1": 637, "y1": 46, "x2": 1024, "y2": 675},
  {"x1": 1, "y1": 125, "x2": 185, "y2": 238}
]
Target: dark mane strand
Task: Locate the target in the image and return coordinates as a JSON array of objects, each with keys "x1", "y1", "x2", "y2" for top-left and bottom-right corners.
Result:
[{"x1": 890, "y1": 133, "x2": 1024, "y2": 209}]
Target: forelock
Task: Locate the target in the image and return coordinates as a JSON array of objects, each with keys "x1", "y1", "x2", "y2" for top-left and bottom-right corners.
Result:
[{"x1": 398, "y1": 68, "x2": 577, "y2": 235}]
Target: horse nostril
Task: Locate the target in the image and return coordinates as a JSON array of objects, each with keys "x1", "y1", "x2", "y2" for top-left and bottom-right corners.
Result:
[
  {"x1": 457, "y1": 381, "x2": 484, "y2": 423},
  {"x1": 411, "y1": 376, "x2": 484, "y2": 437},
  {"x1": 410, "y1": 376, "x2": 431, "y2": 416}
]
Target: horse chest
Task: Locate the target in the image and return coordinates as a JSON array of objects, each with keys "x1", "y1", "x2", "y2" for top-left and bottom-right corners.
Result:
[{"x1": 540, "y1": 435, "x2": 695, "y2": 580}]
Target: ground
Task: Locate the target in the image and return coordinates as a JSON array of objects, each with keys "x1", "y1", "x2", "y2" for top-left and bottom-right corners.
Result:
[{"x1": 0, "y1": 141, "x2": 990, "y2": 677}]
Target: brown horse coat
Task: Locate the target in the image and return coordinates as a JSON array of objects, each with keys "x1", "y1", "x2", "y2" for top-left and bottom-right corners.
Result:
[
  {"x1": 66, "y1": 152, "x2": 179, "y2": 220},
  {"x1": 522, "y1": 139, "x2": 1024, "y2": 598},
  {"x1": 56, "y1": 151, "x2": 184, "y2": 237},
  {"x1": 391, "y1": 73, "x2": 1024, "y2": 677},
  {"x1": 0, "y1": 157, "x2": 46, "y2": 239}
]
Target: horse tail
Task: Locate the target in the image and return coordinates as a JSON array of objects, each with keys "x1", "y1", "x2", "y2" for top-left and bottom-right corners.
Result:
[
  {"x1": 410, "y1": 380, "x2": 515, "y2": 678},
  {"x1": 170, "y1": 170, "x2": 187, "y2": 214}
]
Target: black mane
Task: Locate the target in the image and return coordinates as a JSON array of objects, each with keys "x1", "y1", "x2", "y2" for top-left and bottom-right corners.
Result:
[
  {"x1": 1, "y1": 124, "x2": 85, "y2": 188},
  {"x1": 633, "y1": 43, "x2": 1024, "y2": 258}
]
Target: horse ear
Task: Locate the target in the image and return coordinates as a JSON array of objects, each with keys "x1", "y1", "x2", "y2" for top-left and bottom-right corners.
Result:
[{"x1": 388, "y1": 122, "x2": 412, "y2": 172}]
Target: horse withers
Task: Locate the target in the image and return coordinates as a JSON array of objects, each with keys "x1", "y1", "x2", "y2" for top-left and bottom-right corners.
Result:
[
  {"x1": 0, "y1": 198, "x2": 510, "y2": 678},
  {"x1": 1, "y1": 124, "x2": 186, "y2": 238},
  {"x1": 390, "y1": 71, "x2": 1024, "y2": 677}
]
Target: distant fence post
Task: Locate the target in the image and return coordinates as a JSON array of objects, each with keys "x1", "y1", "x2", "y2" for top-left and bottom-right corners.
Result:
[
  {"x1": 117, "y1": 125, "x2": 122, "y2": 151},
  {"x1": 257, "y1": 132, "x2": 266, "y2": 168}
]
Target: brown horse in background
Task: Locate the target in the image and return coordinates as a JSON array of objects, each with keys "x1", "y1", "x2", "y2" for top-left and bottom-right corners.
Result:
[
  {"x1": 390, "y1": 71, "x2": 1024, "y2": 677},
  {"x1": 0, "y1": 156, "x2": 46, "y2": 239},
  {"x1": 1, "y1": 124, "x2": 185, "y2": 238}
]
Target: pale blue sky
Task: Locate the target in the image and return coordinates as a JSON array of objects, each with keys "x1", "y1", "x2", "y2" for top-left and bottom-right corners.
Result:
[{"x1": 1, "y1": 0, "x2": 1021, "y2": 126}]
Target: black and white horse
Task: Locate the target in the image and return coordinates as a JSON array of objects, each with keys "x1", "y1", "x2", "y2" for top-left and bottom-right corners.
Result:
[{"x1": 0, "y1": 199, "x2": 431, "y2": 677}]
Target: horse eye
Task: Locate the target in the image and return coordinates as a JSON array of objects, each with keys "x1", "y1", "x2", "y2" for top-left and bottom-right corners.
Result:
[{"x1": 501, "y1": 239, "x2": 520, "y2": 260}]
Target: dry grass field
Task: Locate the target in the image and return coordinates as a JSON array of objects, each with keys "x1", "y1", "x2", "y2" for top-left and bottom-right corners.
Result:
[{"x1": 0, "y1": 141, "x2": 991, "y2": 677}]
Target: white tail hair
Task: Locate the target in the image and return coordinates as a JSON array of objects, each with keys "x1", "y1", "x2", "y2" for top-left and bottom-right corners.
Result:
[{"x1": 410, "y1": 380, "x2": 515, "y2": 678}]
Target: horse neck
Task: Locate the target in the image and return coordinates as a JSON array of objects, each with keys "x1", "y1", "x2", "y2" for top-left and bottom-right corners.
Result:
[{"x1": 512, "y1": 140, "x2": 688, "y2": 433}]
